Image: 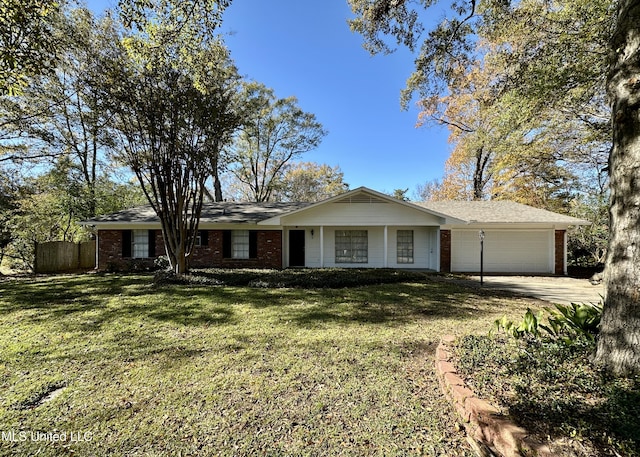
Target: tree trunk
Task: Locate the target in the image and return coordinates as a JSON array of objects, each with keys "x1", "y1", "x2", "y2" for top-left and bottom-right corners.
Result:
[
  {"x1": 594, "y1": 0, "x2": 640, "y2": 374},
  {"x1": 214, "y1": 174, "x2": 223, "y2": 202},
  {"x1": 157, "y1": 211, "x2": 189, "y2": 276},
  {"x1": 174, "y1": 247, "x2": 188, "y2": 275},
  {"x1": 210, "y1": 150, "x2": 224, "y2": 202},
  {"x1": 473, "y1": 146, "x2": 490, "y2": 200}
]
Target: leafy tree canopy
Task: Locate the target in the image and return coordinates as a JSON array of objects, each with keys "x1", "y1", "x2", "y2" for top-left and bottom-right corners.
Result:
[
  {"x1": 227, "y1": 82, "x2": 327, "y2": 202},
  {"x1": 0, "y1": 0, "x2": 61, "y2": 95},
  {"x1": 270, "y1": 162, "x2": 349, "y2": 202}
]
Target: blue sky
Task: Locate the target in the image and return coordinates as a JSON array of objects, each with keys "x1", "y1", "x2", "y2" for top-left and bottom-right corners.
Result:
[
  {"x1": 88, "y1": 0, "x2": 452, "y2": 196},
  {"x1": 222, "y1": 0, "x2": 450, "y2": 193}
]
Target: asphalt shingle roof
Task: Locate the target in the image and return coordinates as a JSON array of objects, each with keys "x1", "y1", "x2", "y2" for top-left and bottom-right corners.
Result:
[
  {"x1": 84, "y1": 195, "x2": 589, "y2": 226},
  {"x1": 417, "y1": 200, "x2": 589, "y2": 224},
  {"x1": 84, "y1": 202, "x2": 311, "y2": 225}
]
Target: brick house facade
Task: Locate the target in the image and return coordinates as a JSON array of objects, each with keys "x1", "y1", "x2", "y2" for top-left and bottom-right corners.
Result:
[
  {"x1": 98, "y1": 229, "x2": 283, "y2": 271},
  {"x1": 84, "y1": 187, "x2": 588, "y2": 274}
]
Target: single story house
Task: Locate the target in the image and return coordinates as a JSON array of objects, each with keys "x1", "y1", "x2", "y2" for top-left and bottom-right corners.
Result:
[{"x1": 83, "y1": 187, "x2": 589, "y2": 274}]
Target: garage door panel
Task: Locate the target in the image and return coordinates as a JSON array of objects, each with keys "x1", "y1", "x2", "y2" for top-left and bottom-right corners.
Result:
[{"x1": 451, "y1": 230, "x2": 551, "y2": 273}]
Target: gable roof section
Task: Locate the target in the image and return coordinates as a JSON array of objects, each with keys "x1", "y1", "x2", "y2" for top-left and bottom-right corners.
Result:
[
  {"x1": 258, "y1": 186, "x2": 462, "y2": 225},
  {"x1": 84, "y1": 202, "x2": 310, "y2": 226},
  {"x1": 417, "y1": 200, "x2": 590, "y2": 225}
]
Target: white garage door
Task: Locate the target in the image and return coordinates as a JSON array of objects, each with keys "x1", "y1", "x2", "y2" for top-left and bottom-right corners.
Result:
[{"x1": 451, "y1": 230, "x2": 553, "y2": 273}]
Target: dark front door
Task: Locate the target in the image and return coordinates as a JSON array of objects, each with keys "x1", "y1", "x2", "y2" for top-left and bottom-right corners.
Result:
[{"x1": 289, "y1": 230, "x2": 305, "y2": 267}]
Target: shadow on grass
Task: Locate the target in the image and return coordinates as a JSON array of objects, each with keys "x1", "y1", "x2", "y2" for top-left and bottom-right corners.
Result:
[
  {"x1": 0, "y1": 272, "x2": 507, "y2": 333},
  {"x1": 0, "y1": 274, "x2": 237, "y2": 331},
  {"x1": 0, "y1": 274, "x2": 129, "y2": 309},
  {"x1": 147, "y1": 303, "x2": 234, "y2": 326},
  {"x1": 511, "y1": 385, "x2": 640, "y2": 454},
  {"x1": 273, "y1": 282, "x2": 492, "y2": 328},
  {"x1": 604, "y1": 384, "x2": 640, "y2": 447},
  {"x1": 455, "y1": 335, "x2": 640, "y2": 456}
]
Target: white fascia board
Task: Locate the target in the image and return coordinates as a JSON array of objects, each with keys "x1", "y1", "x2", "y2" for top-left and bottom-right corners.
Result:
[
  {"x1": 443, "y1": 222, "x2": 583, "y2": 230},
  {"x1": 86, "y1": 222, "x2": 161, "y2": 230},
  {"x1": 91, "y1": 222, "x2": 285, "y2": 231}
]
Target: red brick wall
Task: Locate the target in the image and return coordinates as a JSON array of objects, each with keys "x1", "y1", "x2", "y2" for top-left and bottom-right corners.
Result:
[
  {"x1": 201, "y1": 230, "x2": 282, "y2": 269},
  {"x1": 554, "y1": 229, "x2": 566, "y2": 275},
  {"x1": 97, "y1": 229, "x2": 282, "y2": 270},
  {"x1": 97, "y1": 230, "x2": 129, "y2": 270},
  {"x1": 440, "y1": 229, "x2": 451, "y2": 273},
  {"x1": 97, "y1": 229, "x2": 161, "y2": 271}
]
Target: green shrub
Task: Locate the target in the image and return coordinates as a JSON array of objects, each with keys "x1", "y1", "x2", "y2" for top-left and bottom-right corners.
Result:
[
  {"x1": 493, "y1": 302, "x2": 603, "y2": 344},
  {"x1": 541, "y1": 302, "x2": 602, "y2": 341},
  {"x1": 175, "y1": 268, "x2": 427, "y2": 289},
  {"x1": 154, "y1": 255, "x2": 170, "y2": 270},
  {"x1": 492, "y1": 308, "x2": 544, "y2": 339}
]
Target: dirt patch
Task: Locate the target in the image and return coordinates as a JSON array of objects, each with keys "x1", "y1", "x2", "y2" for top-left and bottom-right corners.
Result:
[{"x1": 14, "y1": 382, "x2": 67, "y2": 410}]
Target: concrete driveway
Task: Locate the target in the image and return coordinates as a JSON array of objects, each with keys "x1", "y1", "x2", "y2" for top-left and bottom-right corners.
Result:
[{"x1": 465, "y1": 275, "x2": 604, "y2": 305}]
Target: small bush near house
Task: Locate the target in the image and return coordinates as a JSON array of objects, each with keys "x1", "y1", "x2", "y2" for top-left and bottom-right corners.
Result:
[{"x1": 153, "y1": 255, "x2": 170, "y2": 270}]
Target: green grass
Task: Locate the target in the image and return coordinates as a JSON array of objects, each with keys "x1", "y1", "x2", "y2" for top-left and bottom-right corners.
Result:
[{"x1": 0, "y1": 272, "x2": 538, "y2": 456}]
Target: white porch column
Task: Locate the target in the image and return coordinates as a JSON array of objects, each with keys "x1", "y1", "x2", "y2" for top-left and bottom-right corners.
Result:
[
  {"x1": 320, "y1": 226, "x2": 324, "y2": 268},
  {"x1": 383, "y1": 225, "x2": 388, "y2": 268}
]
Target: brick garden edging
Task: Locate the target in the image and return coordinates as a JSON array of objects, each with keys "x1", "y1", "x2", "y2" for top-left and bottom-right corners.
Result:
[{"x1": 435, "y1": 335, "x2": 553, "y2": 457}]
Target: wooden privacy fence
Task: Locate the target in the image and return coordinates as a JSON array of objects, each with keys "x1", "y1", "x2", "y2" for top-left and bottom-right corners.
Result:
[{"x1": 35, "y1": 241, "x2": 96, "y2": 273}]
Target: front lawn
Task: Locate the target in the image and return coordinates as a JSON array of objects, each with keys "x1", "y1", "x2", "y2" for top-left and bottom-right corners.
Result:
[{"x1": 0, "y1": 272, "x2": 537, "y2": 456}]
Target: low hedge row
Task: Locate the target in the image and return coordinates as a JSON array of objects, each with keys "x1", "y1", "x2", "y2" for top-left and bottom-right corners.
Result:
[{"x1": 155, "y1": 268, "x2": 428, "y2": 288}]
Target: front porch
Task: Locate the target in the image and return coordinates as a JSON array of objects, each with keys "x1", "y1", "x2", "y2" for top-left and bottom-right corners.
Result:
[{"x1": 281, "y1": 225, "x2": 440, "y2": 270}]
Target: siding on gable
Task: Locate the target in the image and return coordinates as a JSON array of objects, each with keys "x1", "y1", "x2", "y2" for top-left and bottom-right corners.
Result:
[{"x1": 279, "y1": 202, "x2": 443, "y2": 227}]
